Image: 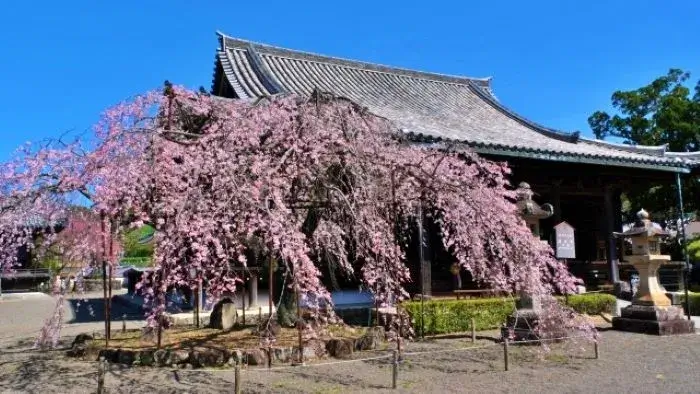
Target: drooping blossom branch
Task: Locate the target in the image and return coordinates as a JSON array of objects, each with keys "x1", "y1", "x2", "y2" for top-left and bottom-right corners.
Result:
[{"x1": 1, "y1": 85, "x2": 595, "y2": 346}]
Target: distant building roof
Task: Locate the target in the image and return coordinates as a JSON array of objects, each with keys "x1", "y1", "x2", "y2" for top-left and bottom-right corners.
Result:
[{"x1": 211, "y1": 33, "x2": 698, "y2": 173}]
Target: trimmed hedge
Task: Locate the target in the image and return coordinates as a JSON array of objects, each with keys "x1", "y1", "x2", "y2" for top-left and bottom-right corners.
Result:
[
  {"x1": 680, "y1": 292, "x2": 700, "y2": 315},
  {"x1": 403, "y1": 293, "x2": 617, "y2": 336},
  {"x1": 403, "y1": 298, "x2": 515, "y2": 336},
  {"x1": 560, "y1": 293, "x2": 616, "y2": 315}
]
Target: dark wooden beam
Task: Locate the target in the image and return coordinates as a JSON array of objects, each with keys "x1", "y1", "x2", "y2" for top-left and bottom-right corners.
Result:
[{"x1": 604, "y1": 185, "x2": 620, "y2": 283}]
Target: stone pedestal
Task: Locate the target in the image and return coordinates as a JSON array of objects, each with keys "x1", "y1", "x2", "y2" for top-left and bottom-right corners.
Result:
[
  {"x1": 502, "y1": 292, "x2": 541, "y2": 341},
  {"x1": 612, "y1": 305, "x2": 694, "y2": 335},
  {"x1": 612, "y1": 256, "x2": 694, "y2": 335}
]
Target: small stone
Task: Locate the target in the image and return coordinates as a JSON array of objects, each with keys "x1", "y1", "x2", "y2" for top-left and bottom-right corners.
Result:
[
  {"x1": 166, "y1": 349, "x2": 190, "y2": 365},
  {"x1": 154, "y1": 349, "x2": 170, "y2": 366},
  {"x1": 326, "y1": 338, "x2": 354, "y2": 359},
  {"x1": 66, "y1": 342, "x2": 87, "y2": 358},
  {"x1": 355, "y1": 328, "x2": 385, "y2": 351},
  {"x1": 72, "y1": 333, "x2": 93, "y2": 347},
  {"x1": 138, "y1": 350, "x2": 155, "y2": 366},
  {"x1": 117, "y1": 350, "x2": 136, "y2": 365},
  {"x1": 190, "y1": 347, "x2": 225, "y2": 367},
  {"x1": 243, "y1": 349, "x2": 268, "y2": 366},
  {"x1": 209, "y1": 298, "x2": 237, "y2": 330},
  {"x1": 293, "y1": 340, "x2": 325, "y2": 362},
  {"x1": 98, "y1": 349, "x2": 118, "y2": 363},
  {"x1": 270, "y1": 347, "x2": 291, "y2": 364},
  {"x1": 185, "y1": 363, "x2": 194, "y2": 369},
  {"x1": 252, "y1": 320, "x2": 281, "y2": 337}
]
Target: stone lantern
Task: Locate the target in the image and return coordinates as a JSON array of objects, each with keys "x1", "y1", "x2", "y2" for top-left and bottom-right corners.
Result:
[
  {"x1": 515, "y1": 182, "x2": 554, "y2": 238},
  {"x1": 502, "y1": 182, "x2": 554, "y2": 340},
  {"x1": 611, "y1": 209, "x2": 694, "y2": 335}
]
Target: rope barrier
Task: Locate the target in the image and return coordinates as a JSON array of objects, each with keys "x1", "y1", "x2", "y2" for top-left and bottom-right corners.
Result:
[
  {"x1": 167, "y1": 332, "x2": 596, "y2": 376},
  {"x1": 401, "y1": 342, "x2": 498, "y2": 357},
  {"x1": 511, "y1": 334, "x2": 592, "y2": 345},
  {"x1": 95, "y1": 332, "x2": 604, "y2": 392},
  {"x1": 175, "y1": 353, "x2": 394, "y2": 374}
]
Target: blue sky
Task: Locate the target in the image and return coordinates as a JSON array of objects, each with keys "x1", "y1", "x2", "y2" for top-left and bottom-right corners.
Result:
[{"x1": 1, "y1": 1, "x2": 698, "y2": 161}]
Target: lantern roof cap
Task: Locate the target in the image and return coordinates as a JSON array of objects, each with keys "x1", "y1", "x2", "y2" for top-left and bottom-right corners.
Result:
[{"x1": 614, "y1": 208, "x2": 669, "y2": 238}]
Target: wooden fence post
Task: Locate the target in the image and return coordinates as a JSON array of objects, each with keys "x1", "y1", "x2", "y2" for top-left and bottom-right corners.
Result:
[
  {"x1": 503, "y1": 338, "x2": 509, "y2": 371},
  {"x1": 234, "y1": 361, "x2": 241, "y2": 394},
  {"x1": 391, "y1": 350, "x2": 398, "y2": 389},
  {"x1": 471, "y1": 317, "x2": 476, "y2": 342},
  {"x1": 594, "y1": 340, "x2": 600, "y2": 359},
  {"x1": 97, "y1": 357, "x2": 106, "y2": 394}
]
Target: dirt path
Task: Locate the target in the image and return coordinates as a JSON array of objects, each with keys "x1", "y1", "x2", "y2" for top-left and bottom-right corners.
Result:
[{"x1": 2, "y1": 328, "x2": 699, "y2": 393}]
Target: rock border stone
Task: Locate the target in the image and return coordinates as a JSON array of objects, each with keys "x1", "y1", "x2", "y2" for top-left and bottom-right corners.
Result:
[{"x1": 67, "y1": 327, "x2": 387, "y2": 368}]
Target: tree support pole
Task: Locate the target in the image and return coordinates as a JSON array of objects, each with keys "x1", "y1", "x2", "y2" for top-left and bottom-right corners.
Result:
[
  {"x1": 100, "y1": 212, "x2": 109, "y2": 346},
  {"x1": 107, "y1": 230, "x2": 113, "y2": 341},
  {"x1": 296, "y1": 284, "x2": 304, "y2": 365},
  {"x1": 268, "y1": 256, "x2": 274, "y2": 319},
  {"x1": 417, "y1": 203, "x2": 425, "y2": 340}
]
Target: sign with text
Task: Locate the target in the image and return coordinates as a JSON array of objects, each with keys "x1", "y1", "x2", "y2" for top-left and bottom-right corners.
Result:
[{"x1": 554, "y1": 221, "x2": 576, "y2": 259}]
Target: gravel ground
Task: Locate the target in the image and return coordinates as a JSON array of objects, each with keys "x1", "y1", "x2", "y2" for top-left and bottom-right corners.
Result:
[
  {"x1": 0, "y1": 290, "x2": 144, "y2": 348},
  {"x1": 2, "y1": 326, "x2": 700, "y2": 394}
]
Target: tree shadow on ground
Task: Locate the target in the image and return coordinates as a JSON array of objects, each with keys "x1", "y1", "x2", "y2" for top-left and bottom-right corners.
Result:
[{"x1": 0, "y1": 348, "x2": 95, "y2": 393}]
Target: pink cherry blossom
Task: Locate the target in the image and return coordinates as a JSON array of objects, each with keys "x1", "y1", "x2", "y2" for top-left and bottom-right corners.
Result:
[{"x1": 0, "y1": 86, "x2": 595, "y2": 346}]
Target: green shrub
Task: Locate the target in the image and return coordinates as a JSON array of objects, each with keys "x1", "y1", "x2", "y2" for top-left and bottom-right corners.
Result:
[
  {"x1": 559, "y1": 293, "x2": 616, "y2": 315},
  {"x1": 402, "y1": 298, "x2": 515, "y2": 336},
  {"x1": 680, "y1": 292, "x2": 700, "y2": 315}
]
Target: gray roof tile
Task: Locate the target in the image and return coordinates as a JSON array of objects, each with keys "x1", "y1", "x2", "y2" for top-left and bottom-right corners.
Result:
[{"x1": 212, "y1": 32, "x2": 698, "y2": 172}]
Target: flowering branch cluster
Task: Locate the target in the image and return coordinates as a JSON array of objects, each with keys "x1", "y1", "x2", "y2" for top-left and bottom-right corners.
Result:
[{"x1": 0, "y1": 86, "x2": 595, "y2": 344}]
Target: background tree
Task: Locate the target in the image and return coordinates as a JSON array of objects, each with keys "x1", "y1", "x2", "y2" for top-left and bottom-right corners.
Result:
[
  {"x1": 588, "y1": 68, "x2": 700, "y2": 220},
  {"x1": 121, "y1": 224, "x2": 154, "y2": 260}
]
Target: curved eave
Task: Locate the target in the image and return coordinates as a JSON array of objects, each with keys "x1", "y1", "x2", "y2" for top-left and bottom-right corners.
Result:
[
  {"x1": 581, "y1": 138, "x2": 669, "y2": 156},
  {"x1": 409, "y1": 134, "x2": 691, "y2": 173},
  {"x1": 473, "y1": 146, "x2": 690, "y2": 173},
  {"x1": 467, "y1": 81, "x2": 580, "y2": 143}
]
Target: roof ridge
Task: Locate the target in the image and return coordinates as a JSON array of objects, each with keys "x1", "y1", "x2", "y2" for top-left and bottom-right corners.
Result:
[{"x1": 216, "y1": 31, "x2": 493, "y2": 89}]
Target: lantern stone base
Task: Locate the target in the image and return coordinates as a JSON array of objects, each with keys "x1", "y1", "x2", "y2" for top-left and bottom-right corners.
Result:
[
  {"x1": 502, "y1": 310, "x2": 540, "y2": 341},
  {"x1": 612, "y1": 305, "x2": 694, "y2": 335}
]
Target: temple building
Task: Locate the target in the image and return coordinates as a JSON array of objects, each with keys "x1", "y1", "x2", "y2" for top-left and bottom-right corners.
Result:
[{"x1": 210, "y1": 32, "x2": 700, "y2": 292}]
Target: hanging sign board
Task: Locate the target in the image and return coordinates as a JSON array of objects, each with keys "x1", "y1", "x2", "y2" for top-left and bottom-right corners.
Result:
[{"x1": 554, "y1": 221, "x2": 576, "y2": 259}]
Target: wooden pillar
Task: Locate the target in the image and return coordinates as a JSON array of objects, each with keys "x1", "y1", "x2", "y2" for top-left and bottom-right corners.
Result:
[
  {"x1": 552, "y1": 181, "x2": 562, "y2": 223},
  {"x1": 604, "y1": 185, "x2": 620, "y2": 283},
  {"x1": 248, "y1": 272, "x2": 259, "y2": 309},
  {"x1": 613, "y1": 189, "x2": 623, "y2": 259}
]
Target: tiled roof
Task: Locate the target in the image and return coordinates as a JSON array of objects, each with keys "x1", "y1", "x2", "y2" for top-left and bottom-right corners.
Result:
[{"x1": 212, "y1": 32, "x2": 698, "y2": 172}]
